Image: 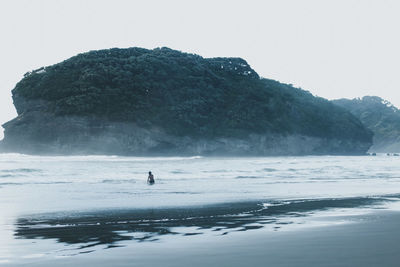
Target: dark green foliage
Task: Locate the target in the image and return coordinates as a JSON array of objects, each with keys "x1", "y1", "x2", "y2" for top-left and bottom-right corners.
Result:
[
  {"x1": 12, "y1": 46, "x2": 371, "y2": 142},
  {"x1": 333, "y1": 96, "x2": 400, "y2": 145}
]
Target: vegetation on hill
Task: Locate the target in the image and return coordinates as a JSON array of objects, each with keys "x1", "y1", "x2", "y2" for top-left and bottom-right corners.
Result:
[
  {"x1": 11, "y1": 47, "x2": 371, "y2": 144},
  {"x1": 333, "y1": 96, "x2": 400, "y2": 151}
]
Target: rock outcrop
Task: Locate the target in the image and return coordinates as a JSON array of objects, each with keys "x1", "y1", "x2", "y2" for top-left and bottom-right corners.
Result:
[{"x1": 0, "y1": 47, "x2": 373, "y2": 155}]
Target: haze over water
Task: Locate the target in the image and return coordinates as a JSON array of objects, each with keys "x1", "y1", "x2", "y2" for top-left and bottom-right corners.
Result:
[{"x1": 1, "y1": 154, "x2": 400, "y2": 265}]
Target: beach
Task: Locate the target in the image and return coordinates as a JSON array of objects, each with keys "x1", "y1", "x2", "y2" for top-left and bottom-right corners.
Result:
[{"x1": 13, "y1": 210, "x2": 399, "y2": 267}]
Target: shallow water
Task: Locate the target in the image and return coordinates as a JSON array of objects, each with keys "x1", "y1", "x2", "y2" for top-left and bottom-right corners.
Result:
[{"x1": 1, "y1": 154, "x2": 400, "y2": 264}]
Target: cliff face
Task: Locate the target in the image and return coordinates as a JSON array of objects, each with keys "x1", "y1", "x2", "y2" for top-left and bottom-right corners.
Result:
[
  {"x1": 1, "y1": 47, "x2": 372, "y2": 155},
  {"x1": 333, "y1": 96, "x2": 400, "y2": 153},
  {"x1": 1, "y1": 113, "x2": 371, "y2": 155}
]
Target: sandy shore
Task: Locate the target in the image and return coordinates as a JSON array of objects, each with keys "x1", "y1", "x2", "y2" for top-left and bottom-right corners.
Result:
[{"x1": 14, "y1": 210, "x2": 400, "y2": 267}]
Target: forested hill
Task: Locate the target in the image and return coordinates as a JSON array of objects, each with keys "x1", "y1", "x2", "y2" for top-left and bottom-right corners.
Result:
[
  {"x1": 333, "y1": 96, "x2": 400, "y2": 152},
  {"x1": 1, "y1": 47, "x2": 372, "y2": 155}
]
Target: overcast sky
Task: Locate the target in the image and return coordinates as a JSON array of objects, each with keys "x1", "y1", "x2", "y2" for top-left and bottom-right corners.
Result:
[{"x1": 1, "y1": 0, "x2": 399, "y2": 138}]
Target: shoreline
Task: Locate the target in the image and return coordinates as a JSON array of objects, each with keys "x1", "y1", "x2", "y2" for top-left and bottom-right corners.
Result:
[{"x1": 10, "y1": 210, "x2": 400, "y2": 267}]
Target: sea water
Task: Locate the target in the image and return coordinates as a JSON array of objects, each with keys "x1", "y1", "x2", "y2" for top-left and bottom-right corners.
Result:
[{"x1": 1, "y1": 154, "x2": 400, "y2": 264}]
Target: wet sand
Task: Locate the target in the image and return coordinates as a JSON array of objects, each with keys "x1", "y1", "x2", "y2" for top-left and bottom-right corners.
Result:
[{"x1": 18, "y1": 210, "x2": 400, "y2": 267}]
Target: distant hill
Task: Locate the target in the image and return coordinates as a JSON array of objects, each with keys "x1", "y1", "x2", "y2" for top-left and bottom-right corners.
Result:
[
  {"x1": 0, "y1": 47, "x2": 372, "y2": 155},
  {"x1": 333, "y1": 96, "x2": 400, "y2": 152}
]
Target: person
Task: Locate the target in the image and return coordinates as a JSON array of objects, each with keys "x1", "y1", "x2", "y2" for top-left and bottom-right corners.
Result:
[{"x1": 147, "y1": 171, "x2": 155, "y2": 185}]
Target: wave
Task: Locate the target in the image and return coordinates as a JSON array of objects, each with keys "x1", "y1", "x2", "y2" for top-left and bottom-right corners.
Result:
[
  {"x1": 102, "y1": 179, "x2": 137, "y2": 184},
  {"x1": 0, "y1": 155, "x2": 204, "y2": 163},
  {"x1": 262, "y1": 168, "x2": 277, "y2": 172},
  {"x1": 0, "y1": 168, "x2": 42, "y2": 173},
  {"x1": 0, "y1": 153, "x2": 30, "y2": 158},
  {"x1": 202, "y1": 170, "x2": 229, "y2": 173},
  {"x1": 67, "y1": 155, "x2": 203, "y2": 161},
  {"x1": 0, "y1": 181, "x2": 71, "y2": 186},
  {"x1": 168, "y1": 191, "x2": 201, "y2": 195},
  {"x1": 170, "y1": 170, "x2": 191, "y2": 174},
  {"x1": 0, "y1": 182, "x2": 20, "y2": 186},
  {"x1": 235, "y1": 176, "x2": 264, "y2": 179}
]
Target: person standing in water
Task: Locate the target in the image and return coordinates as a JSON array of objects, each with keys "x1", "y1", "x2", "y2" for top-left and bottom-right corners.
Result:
[{"x1": 147, "y1": 171, "x2": 155, "y2": 184}]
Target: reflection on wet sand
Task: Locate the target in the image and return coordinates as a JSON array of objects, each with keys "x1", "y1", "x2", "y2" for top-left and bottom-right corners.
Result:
[{"x1": 14, "y1": 196, "x2": 390, "y2": 253}]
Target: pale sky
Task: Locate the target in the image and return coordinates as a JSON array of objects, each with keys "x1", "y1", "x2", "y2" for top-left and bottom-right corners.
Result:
[{"x1": 1, "y1": 0, "x2": 400, "y2": 139}]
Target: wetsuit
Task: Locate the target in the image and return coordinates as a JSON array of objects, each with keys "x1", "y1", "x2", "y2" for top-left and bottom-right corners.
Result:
[{"x1": 148, "y1": 174, "x2": 155, "y2": 184}]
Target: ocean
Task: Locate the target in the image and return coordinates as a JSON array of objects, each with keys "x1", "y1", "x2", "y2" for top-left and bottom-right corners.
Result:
[{"x1": 1, "y1": 154, "x2": 400, "y2": 266}]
